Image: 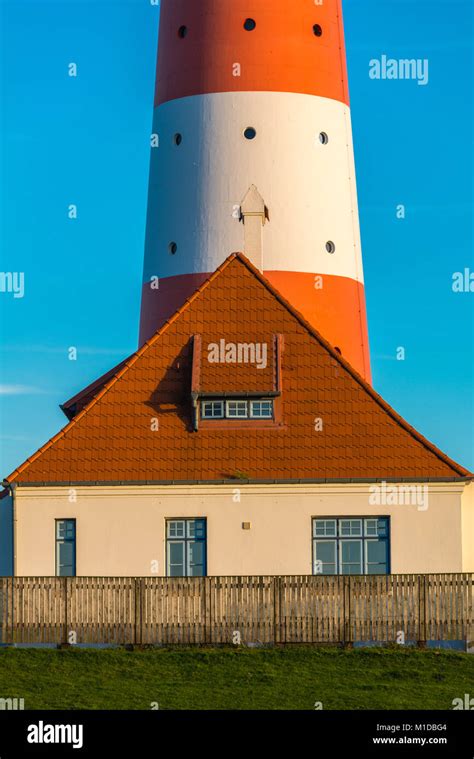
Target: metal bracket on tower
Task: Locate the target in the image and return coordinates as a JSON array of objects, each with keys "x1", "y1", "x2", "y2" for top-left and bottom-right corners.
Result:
[{"x1": 240, "y1": 185, "x2": 267, "y2": 272}]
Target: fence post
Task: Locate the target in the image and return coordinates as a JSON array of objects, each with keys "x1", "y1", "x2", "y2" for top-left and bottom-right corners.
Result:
[
  {"x1": 273, "y1": 576, "x2": 281, "y2": 644},
  {"x1": 5, "y1": 577, "x2": 13, "y2": 645},
  {"x1": 418, "y1": 575, "x2": 427, "y2": 647},
  {"x1": 343, "y1": 576, "x2": 352, "y2": 647},
  {"x1": 134, "y1": 578, "x2": 143, "y2": 647},
  {"x1": 11, "y1": 577, "x2": 17, "y2": 645},
  {"x1": 203, "y1": 577, "x2": 212, "y2": 644},
  {"x1": 61, "y1": 577, "x2": 68, "y2": 646}
]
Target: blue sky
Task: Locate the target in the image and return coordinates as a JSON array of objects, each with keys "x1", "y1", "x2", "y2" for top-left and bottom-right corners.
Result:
[{"x1": 0, "y1": 0, "x2": 472, "y2": 477}]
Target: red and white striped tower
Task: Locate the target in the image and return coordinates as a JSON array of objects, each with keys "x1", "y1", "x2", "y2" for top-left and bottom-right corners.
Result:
[{"x1": 140, "y1": 0, "x2": 371, "y2": 381}]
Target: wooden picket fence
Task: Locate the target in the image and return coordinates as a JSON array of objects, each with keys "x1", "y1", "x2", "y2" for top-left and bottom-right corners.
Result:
[{"x1": 0, "y1": 574, "x2": 472, "y2": 646}]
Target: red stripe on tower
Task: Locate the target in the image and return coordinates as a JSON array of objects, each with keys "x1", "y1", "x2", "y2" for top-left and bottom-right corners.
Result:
[{"x1": 155, "y1": 1, "x2": 350, "y2": 106}]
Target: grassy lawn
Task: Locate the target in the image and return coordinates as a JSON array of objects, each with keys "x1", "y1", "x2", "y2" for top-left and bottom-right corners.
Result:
[{"x1": 0, "y1": 646, "x2": 472, "y2": 710}]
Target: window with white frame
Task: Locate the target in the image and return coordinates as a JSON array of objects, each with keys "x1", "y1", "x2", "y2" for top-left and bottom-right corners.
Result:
[
  {"x1": 166, "y1": 519, "x2": 207, "y2": 577},
  {"x1": 201, "y1": 400, "x2": 224, "y2": 419},
  {"x1": 312, "y1": 518, "x2": 389, "y2": 576},
  {"x1": 250, "y1": 400, "x2": 273, "y2": 418},
  {"x1": 200, "y1": 399, "x2": 274, "y2": 420},
  {"x1": 226, "y1": 400, "x2": 248, "y2": 418}
]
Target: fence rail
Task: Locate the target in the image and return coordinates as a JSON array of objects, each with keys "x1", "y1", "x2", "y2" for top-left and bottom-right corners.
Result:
[{"x1": 0, "y1": 574, "x2": 472, "y2": 646}]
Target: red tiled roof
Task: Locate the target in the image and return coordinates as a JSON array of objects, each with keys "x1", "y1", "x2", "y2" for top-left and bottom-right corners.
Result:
[
  {"x1": 5, "y1": 255, "x2": 471, "y2": 484},
  {"x1": 60, "y1": 358, "x2": 131, "y2": 420}
]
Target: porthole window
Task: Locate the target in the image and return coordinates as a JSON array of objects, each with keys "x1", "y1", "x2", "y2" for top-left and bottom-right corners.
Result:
[
  {"x1": 174, "y1": 133, "x2": 182, "y2": 146},
  {"x1": 244, "y1": 18, "x2": 256, "y2": 31},
  {"x1": 178, "y1": 26, "x2": 187, "y2": 39},
  {"x1": 326, "y1": 241, "x2": 336, "y2": 254},
  {"x1": 169, "y1": 242, "x2": 178, "y2": 255},
  {"x1": 319, "y1": 132, "x2": 329, "y2": 145},
  {"x1": 313, "y1": 24, "x2": 323, "y2": 37},
  {"x1": 244, "y1": 127, "x2": 257, "y2": 140}
]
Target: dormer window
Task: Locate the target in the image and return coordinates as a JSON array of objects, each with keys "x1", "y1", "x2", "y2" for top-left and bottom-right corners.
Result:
[
  {"x1": 192, "y1": 333, "x2": 283, "y2": 430},
  {"x1": 200, "y1": 398, "x2": 274, "y2": 421}
]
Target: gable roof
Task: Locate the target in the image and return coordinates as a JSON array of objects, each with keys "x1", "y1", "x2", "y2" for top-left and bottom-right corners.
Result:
[{"x1": 4, "y1": 254, "x2": 471, "y2": 485}]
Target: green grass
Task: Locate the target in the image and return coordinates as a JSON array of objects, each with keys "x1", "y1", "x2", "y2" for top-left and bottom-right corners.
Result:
[{"x1": 0, "y1": 646, "x2": 472, "y2": 710}]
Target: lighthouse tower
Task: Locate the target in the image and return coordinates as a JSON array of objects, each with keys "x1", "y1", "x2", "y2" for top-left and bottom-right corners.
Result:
[{"x1": 140, "y1": 0, "x2": 371, "y2": 381}]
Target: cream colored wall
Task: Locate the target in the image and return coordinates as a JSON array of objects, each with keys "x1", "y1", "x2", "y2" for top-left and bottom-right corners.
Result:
[
  {"x1": 461, "y1": 481, "x2": 474, "y2": 571},
  {"x1": 13, "y1": 483, "x2": 468, "y2": 577}
]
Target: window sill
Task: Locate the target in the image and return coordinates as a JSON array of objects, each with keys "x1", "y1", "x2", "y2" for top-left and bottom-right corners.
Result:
[{"x1": 199, "y1": 419, "x2": 286, "y2": 431}]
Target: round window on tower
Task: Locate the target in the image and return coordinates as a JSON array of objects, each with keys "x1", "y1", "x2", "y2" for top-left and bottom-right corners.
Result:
[
  {"x1": 174, "y1": 133, "x2": 182, "y2": 146},
  {"x1": 169, "y1": 242, "x2": 178, "y2": 255},
  {"x1": 319, "y1": 132, "x2": 329, "y2": 145},
  {"x1": 244, "y1": 18, "x2": 256, "y2": 31},
  {"x1": 313, "y1": 24, "x2": 323, "y2": 37},
  {"x1": 178, "y1": 25, "x2": 188, "y2": 39},
  {"x1": 326, "y1": 241, "x2": 336, "y2": 254},
  {"x1": 244, "y1": 127, "x2": 257, "y2": 140}
]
